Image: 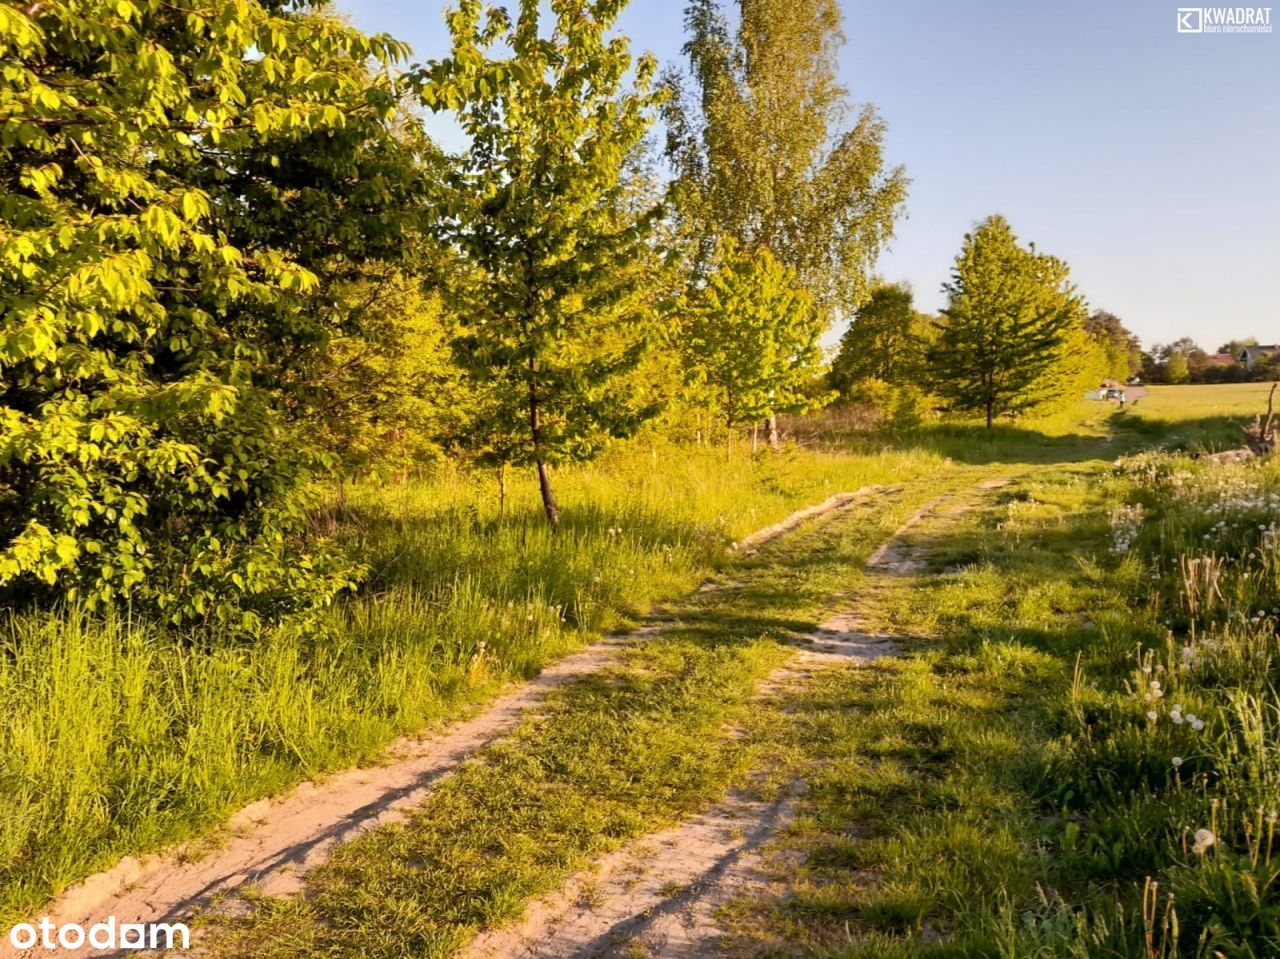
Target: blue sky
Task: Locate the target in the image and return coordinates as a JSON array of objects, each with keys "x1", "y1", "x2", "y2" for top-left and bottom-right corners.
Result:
[{"x1": 336, "y1": 0, "x2": 1278, "y2": 351}]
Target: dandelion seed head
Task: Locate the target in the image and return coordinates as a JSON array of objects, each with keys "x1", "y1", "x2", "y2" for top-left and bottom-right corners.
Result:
[{"x1": 1193, "y1": 828, "x2": 1216, "y2": 854}]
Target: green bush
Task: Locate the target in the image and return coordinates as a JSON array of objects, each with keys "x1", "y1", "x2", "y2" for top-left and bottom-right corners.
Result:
[{"x1": 0, "y1": 0, "x2": 426, "y2": 626}]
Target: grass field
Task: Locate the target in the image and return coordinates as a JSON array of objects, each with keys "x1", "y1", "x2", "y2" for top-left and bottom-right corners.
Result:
[
  {"x1": 714, "y1": 389, "x2": 1280, "y2": 956},
  {"x1": 1130, "y1": 382, "x2": 1279, "y2": 422},
  {"x1": 206, "y1": 387, "x2": 1280, "y2": 958},
  {"x1": 1118, "y1": 382, "x2": 1280, "y2": 451},
  {"x1": 0, "y1": 439, "x2": 950, "y2": 924},
  {"x1": 8, "y1": 387, "x2": 1280, "y2": 958},
  {"x1": 202, "y1": 482, "x2": 956, "y2": 959}
]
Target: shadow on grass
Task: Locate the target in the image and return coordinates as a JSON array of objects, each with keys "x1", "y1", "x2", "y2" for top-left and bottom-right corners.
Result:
[
  {"x1": 796, "y1": 409, "x2": 1270, "y2": 468},
  {"x1": 1111, "y1": 408, "x2": 1265, "y2": 452},
  {"x1": 897, "y1": 421, "x2": 1120, "y2": 466}
]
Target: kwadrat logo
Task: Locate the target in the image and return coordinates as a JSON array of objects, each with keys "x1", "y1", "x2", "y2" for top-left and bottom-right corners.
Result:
[
  {"x1": 7, "y1": 917, "x2": 188, "y2": 952},
  {"x1": 1177, "y1": 6, "x2": 1273, "y2": 32}
]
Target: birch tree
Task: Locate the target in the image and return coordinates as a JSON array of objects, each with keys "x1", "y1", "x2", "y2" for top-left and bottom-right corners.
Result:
[{"x1": 665, "y1": 0, "x2": 907, "y2": 445}]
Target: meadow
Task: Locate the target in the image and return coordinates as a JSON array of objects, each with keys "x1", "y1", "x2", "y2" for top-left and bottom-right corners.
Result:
[
  {"x1": 1129, "y1": 382, "x2": 1278, "y2": 423},
  {"x1": 1120, "y1": 382, "x2": 1280, "y2": 451},
  {"x1": 192, "y1": 384, "x2": 1280, "y2": 959},
  {"x1": 5, "y1": 0, "x2": 1266, "y2": 954},
  {"x1": 7, "y1": 385, "x2": 1280, "y2": 959},
  {"x1": 0, "y1": 437, "x2": 949, "y2": 924}
]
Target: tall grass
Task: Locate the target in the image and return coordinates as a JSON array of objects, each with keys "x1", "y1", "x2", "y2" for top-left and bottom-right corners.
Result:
[
  {"x1": 945, "y1": 455, "x2": 1280, "y2": 955},
  {"x1": 976, "y1": 452, "x2": 1280, "y2": 956},
  {"x1": 0, "y1": 438, "x2": 946, "y2": 923},
  {"x1": 1039, "y1": 452, "x2": 1280, "y2": 955}
]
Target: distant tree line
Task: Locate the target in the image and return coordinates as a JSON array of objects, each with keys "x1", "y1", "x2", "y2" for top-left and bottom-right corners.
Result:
[
  {"x1": 1140, "y1": 337, "x2": 1278, "y2": 384},
  {"x1": 828, "y1": 230, "x2": 1272, "y2": 421}
]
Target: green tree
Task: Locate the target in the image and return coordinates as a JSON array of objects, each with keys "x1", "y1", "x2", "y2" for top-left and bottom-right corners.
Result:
[
  {"x1": 1168, "y1": 337, "x2": 1213, "y2": 381},
  {"x1": 928, "y1": 216, "x2": 1088, "y2": 428},
  {"x1": 313, "y1": 270, "x2": 463, "y2": 480},
  {"x1": 829, "y1": 283, "x2": 930, "y2": 397},
  {"x1": 664, "y1": 0, "x2": 907, "y2": 444},
  {"x1": 1084, "y1": 310, "x2": 1142, "y2": 380},
  {"x1": 0, "y1": 0, "x2": 427, "y2": 624},
  {"x1": 684, "y1": 243, "x2": 829, "y2": 433},
  {"x1": 1166, "y1": 350, "x2": 1191, "y2": 384},
  {"x1": 416, "y1": 1, "x2": 665, "y2": 527}
]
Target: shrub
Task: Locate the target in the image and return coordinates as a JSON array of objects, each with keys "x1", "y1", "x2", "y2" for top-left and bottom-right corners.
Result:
[{"x1": 0, "y1": 0, "x2": 427, "y2": 626}]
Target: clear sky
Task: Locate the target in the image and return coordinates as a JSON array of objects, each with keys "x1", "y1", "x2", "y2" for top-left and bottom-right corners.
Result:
[{"x1": 335, "y1": 0, "x2": 1279, "y2": 352}]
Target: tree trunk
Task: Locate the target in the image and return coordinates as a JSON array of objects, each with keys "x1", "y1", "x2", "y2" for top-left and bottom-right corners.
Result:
[
  {"x1": 497, "y1": 464, "x2": 507, "y2": 516},
  {"x1": 536, "y1": 459, "x2": 560, "y2": 527},
  {"x1": 766, "y1": 414, "x2": 781, "y2": 451},
  {"x1": 528, "y1": 354, "x2": 560, "y2": 528},
  {"x1": 751, "y1": 424, "x2": 759, "y2": 453},
  {"x1": 985, "y1": 396, "x2": 994, "y2": 429}
]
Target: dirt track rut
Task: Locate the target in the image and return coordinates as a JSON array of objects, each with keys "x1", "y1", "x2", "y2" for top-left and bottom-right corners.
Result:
[{"x1": 460, "y1": 491, "x2": 978, "y2": 959}]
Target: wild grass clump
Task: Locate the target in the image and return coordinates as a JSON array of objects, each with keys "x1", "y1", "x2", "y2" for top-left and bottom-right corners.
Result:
[
  {"x1": 1031, "y1": 453, "x2": 1280, "y2": 955},
  {"x1": 0, "y1": 439, "x2": 946, "y2": 924}
]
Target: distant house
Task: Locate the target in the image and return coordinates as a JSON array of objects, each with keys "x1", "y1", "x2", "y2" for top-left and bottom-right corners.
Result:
[
  {"x1": 1240, "y1": 345, "x2": 1279, "y2": 370},
  {"x1": 1209, "y1": 352, "x2": 1238, "y2": 366}
]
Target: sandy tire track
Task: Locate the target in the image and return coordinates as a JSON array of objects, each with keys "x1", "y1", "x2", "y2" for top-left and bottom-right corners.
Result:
[
  {"x1": 459, "y1": 490, "x2": 982, "y2": 959},
  {"x1": 733, "y1": 486, "x2": 896, "y2": 553}
]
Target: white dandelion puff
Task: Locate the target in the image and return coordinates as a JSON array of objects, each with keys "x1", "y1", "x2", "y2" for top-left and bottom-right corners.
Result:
[{"x1": 1193, "y1": 828, "x2": 1216, "y2": 854}]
